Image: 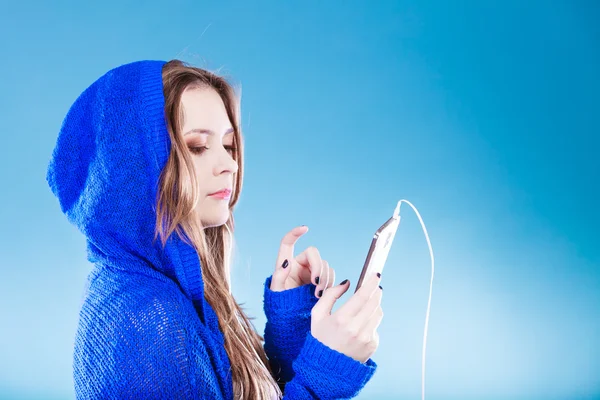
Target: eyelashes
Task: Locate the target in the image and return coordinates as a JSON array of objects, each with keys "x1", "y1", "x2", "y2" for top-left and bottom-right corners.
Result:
[
  {"x1": 189, "y1": 146, "x2": 207, "y2": 155},
  {"x1": 188, "y1": 145, "x2": 237, "y2": 156}
]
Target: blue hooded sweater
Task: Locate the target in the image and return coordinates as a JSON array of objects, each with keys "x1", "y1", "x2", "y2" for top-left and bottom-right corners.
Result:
[{"x1": 46, "y1": 60, "x2": 377, "y2": 399}]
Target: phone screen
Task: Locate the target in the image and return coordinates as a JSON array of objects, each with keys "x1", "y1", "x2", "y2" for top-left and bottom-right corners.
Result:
[{"x1": 355, "y1": 215, "x2": 400, "y2": 292}]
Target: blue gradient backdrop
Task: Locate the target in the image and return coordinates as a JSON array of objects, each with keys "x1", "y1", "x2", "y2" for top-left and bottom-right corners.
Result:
[{"x1": 1, "y1": 1, "x2": 598, "y2": 399}]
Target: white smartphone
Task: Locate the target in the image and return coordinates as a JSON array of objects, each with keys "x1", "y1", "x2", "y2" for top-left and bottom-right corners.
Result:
[{"x1": 355, "y1": 203, "x2": 401, "y2": 293}]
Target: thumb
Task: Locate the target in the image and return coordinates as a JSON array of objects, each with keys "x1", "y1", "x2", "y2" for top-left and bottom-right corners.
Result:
[
  {"x1": 270, "y1": 225, "x2": 309, "y2": 291},
  {"x1": 270, "y1": 259, "x2": 293, "y2": 292},
  {"x1": 311, "y1": 279, "x2": 350, "y2": 319}
]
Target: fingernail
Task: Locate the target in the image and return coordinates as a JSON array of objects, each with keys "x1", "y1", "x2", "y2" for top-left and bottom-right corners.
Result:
[
  {"x1": 379, "y1": 285, "x2": 383, "y2": 290},
  {"x1": 377, "y1": 272, "x2": 381, "y2": 278},
  {"x1": 318, "y1": 290, "x2": 323, "y2": 297},
  {"x1": 282, "y1": 259, "x2": 288, "y2": 269},
  {"x1": 340, "y1": 279, "x2": 348, "y2": 285},
  {"x1": 315, "y1": 276, "x2": 320, "y2": 284}
]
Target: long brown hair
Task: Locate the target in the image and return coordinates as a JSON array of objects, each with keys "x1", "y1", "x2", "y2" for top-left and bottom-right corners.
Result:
[{"x1": 154, "y1": 59, "x2": 281, "y2": 400}]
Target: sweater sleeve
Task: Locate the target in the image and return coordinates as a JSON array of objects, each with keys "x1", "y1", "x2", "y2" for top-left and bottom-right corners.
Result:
[
  {"x1": 263, "y1": 276, "x2": 378, "y2": 399},
  {"x1": 263, "y1": 275, "x2": 319, "y2": 385},
  {"x1": 282, "y1": 333, "x2": 377, "y2": 399},
  {"x1": 73, "y1": 289, "x2": 228, "y2": 399}
]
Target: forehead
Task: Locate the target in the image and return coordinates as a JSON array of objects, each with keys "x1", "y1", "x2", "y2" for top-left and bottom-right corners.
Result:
[{"x1": 180, "y1": 87, "x2": 231, "y2": 130}]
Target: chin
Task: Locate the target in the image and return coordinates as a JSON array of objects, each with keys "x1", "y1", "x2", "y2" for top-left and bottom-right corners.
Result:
[{"x1": 200, "y1": 213, "x2": 230, "y2": 229}]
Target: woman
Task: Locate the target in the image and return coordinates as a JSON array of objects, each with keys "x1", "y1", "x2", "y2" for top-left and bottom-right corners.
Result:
[{"x1": 46, "y1": 59, "x2": 384, "y2": 399}]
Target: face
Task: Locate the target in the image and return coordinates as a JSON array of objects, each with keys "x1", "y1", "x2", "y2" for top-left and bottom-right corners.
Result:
[{"x1": 180, "y1": 87, "x2": 238, "y2": 229}]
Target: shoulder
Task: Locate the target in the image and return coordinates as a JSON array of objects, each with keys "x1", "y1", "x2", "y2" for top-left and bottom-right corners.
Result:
[
  {"x1": 74, "y1": 269, "x2": 206, "y2": 379},
  {"x1": 73, "y1": 273, "x2": 218, "y2": 398},
  {"x1": 77, "y1": 267, "x2": 201, "y2": 348}
]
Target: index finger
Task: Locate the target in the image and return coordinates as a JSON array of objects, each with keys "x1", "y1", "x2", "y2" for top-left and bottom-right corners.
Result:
[{"x1": 276, "y1": 225, "x2": 309, "y2": 267}]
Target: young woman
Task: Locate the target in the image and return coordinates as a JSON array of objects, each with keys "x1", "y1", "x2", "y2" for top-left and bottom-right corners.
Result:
[{"x1": 46, "y1": 59, "x2": 384, "y2": 399}]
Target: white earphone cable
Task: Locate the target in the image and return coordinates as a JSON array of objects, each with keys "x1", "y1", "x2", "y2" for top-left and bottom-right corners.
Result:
[{"x1": 397, "y1": 200, "x2": 435, "y2": 400}]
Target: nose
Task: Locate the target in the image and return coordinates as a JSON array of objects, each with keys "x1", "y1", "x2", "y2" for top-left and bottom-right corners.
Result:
[{"x1": 213, "y1": 145, "x2": 239, "y2": 176}]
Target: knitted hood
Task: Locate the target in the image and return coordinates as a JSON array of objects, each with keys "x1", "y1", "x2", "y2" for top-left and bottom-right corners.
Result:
[{"x1": 46, "y1": 60, "x2": 210, "y2": 321}]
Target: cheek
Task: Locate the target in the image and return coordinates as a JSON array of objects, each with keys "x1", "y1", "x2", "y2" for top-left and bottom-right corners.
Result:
[{"x1": 192, "y1": 161, "x2": 211, "y2": 192}]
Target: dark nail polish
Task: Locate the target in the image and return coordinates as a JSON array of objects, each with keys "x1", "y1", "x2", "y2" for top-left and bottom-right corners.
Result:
[
  {"x1": 318, "y1": 290, "x2": 323, "y2": 297},
  {"x1": 379, "y1": 285, "x2": 383, "y2": 290},
  {"x1": 315, "y1": 276, "x2": 320, "y2": 284},
  {"x1": 377, "y1": 272, "x2": 381, "y2": 278},
  {"x1": 282, "y1": 259, "x2": 288, "y2": 269},
  {"x1": 340, "y1": 279, "x2": 348, "y2": 285}
]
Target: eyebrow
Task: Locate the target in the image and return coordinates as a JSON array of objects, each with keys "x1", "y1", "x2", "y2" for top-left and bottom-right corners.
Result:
[{"x1": 184, "y1": 128, "x2": 234, "y2": 136}]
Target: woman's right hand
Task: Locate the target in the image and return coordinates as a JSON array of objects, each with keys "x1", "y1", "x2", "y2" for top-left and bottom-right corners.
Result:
[{"x1": 310, "y1": 272, "x2": 383, "y2": 363}]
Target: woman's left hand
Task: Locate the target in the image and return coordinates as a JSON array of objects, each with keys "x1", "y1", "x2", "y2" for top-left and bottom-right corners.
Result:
[{"x1": 270, "y1": 226, "x2": 336, "y2": 298}]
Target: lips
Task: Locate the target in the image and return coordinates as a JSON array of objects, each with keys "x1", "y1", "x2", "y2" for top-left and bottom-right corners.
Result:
[{"x1": 209, "y1": 188, "x2": 232, "y2": 197}]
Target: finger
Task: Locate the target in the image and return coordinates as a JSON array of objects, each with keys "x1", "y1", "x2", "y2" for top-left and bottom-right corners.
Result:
[
  {"x1": 355, "y1": 285, "x2": 383, "y2": 329},
  {"x1": 270, "y1": 258, "x2": 293, "y2": 292},
  {"x1": 361, "y1": 306, "x2": 384, "y2": 337},
  {"x1": 271, "y1": 225, "x2": 309, "y2": 291},
  {"x1": 317, "y1": 260, "x2": 330, "y2": 298},
  {"x1": 295, "y1": 246, "x2": 324, "y2": 288},
  {"x1": 318, "y1": 261, "x2": 335, "y2": 298},
  {"x1": 345, "y1": 284, "x2": 382, "y2": 335},
  {"x1": 338, "y1": 271, "x2": 381, "y2": 318},
  {"x1": 326, "y1": 263, "x2": 335, "y2": 291},
  {"x1": 311, "y1": 279, "x2": 350, "y2": 320}
]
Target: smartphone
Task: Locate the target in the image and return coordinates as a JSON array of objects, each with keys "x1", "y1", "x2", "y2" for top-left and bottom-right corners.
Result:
[{"x1": 355, "y1": 203, "x2": 401, "y2": 293}]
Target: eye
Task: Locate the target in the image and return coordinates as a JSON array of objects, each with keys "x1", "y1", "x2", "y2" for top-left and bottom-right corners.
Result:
[
  {"x1": 188, "y1": 146, "x2": 208, "y2": 155},
  {"x1": 224, "y1": 145, "x2": 237, "y2": 155},
  {"x1": 188, "y1": 145, "x2": 237, "y2": 156}
]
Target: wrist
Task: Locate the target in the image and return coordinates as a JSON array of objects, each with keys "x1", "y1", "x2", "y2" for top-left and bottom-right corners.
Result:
[{"x1": 263, "y1": 275, "x2": 318, "y2": 315}]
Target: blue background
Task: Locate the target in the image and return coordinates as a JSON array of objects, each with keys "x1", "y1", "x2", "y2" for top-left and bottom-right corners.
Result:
[{"x1": 1, "y1": 1, "x2": 598, "y2": 399}]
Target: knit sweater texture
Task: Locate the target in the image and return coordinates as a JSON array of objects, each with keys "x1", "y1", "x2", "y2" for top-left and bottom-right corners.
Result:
[{"x1": 46, "y1": 60, "x2": 377, "y2": 399}]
